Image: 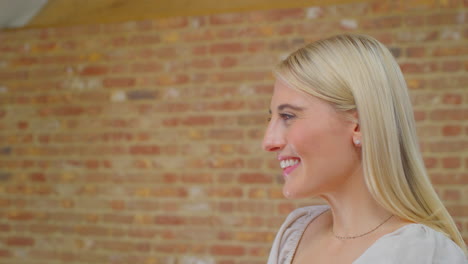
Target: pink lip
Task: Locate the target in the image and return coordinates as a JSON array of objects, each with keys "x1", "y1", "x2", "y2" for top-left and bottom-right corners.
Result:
[
  {"x1": 277, "y1": 155, "x2": 300, "y2": 161},
  {"x1": 283, "y1": 161, "x2": 300, "y2": 177},
  {"x1": 278, "y1": 155, "x2": 301, "y2": 178}
]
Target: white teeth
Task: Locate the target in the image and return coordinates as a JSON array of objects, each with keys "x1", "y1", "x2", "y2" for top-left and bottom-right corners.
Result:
[{"x1": 280, "y1": 159, "x2": 299, "y2": 169}]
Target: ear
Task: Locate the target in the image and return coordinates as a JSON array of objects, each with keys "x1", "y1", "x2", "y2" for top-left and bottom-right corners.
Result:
[{"x1": 351, "y1": 111, "x2": 361, "y2": 147}]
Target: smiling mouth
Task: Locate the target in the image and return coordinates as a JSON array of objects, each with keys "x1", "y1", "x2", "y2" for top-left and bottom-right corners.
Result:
[
  {"x1": 280, "y1": 158, "x2": 301, "y2": 175},
  {"x1": 280, "y1": 159, "x2": 299, "y2": 169}
]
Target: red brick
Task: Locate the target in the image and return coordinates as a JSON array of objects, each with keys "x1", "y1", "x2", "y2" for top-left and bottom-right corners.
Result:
[
  {"x1": 208, "y1": 187, "x2": 243, "y2": 198},
  {"x1": 210, "y1": 43, "x2": 245, "y2": 54},
  {"x1": 39, "y1": 106, "x2": 82, "y2": 116},
  {"x1": 126, "y1": 90, "x2": 158, "y2": 100},
  {"x1": 183, "y1": 29, "x2": 214, "y2": 42},
  {"x1": 427, "y1": 12, "x2": 464, "y2": 26},
  {"x1": 442, "y1": 157, "x2": 461, "y2": 169},
  {"x1": 6, "y1": 236, "x2": 34, "y2": 247},
  {"x1": 442, "y1": 125, "x2": 462, "y2": 136},
  {"x1": 129, "y1": 34, "x2": 161, "y2": 45},
  {"x1": 155, "y1": 215, "x2": 185, "y2": 225},
  {"x1": 238, "y1": 173, "x2": 272, "y2": 184},
  {"x1": 94, "y1": 240, "x2": 150, "y2": 252},
  {"x1": 204, "y1": 100, "x2": 245, "y2": 111},
  {"x1": 7, "y1": 211, "x2": 35, "y2": 221},
  {"x1": 406, "y1": 47, "x2": 426, "y2": 57},
  {"x1": 208, "y1": 129, "x2": 244, "y2": 140},
  {"x1": 102, "y1": 214, "x2": 133, "y2": 224},
  {"x1": 129, "y1": 145, "x2": 160, "y2": 155},
  {"x1": 80, "y1": 65, "x2": 108, "y2": 76},
  {"x1": 131, "y1": 62, "x2": 163, "y2": 73},
  {"x1": 403, "y1": 15, "x2": 425, "y2": 27},
  {"x1": 423, "y1": 157, "x2": 438, "y2": 169},
  {"x1": 17, "y1": 121, "x2": 28, "y2": 129},
  {"x1": 441, "y1": 61, "x2": 462, "y2": 72},
  {"x1": 443, "y1": 189, "x2": 461, "y2": 201},
  {"x1": 362, "y1": 16, "x2": 402, "y2": 29},
  {"x1": 0, "y1": 224, "x2": 10, "y2": 232},
  {"x1": 211, "y1": 71, "x2": 271, "y2": 83},
  {"x1": 247, "y1": 41, "x2": 266, "y2": 52},
  {"x1": 218, "y1": 202, "x2": 234, "y2": 213},
  {"x1": 219, "y1": 57, "x2": 238, "y2": 68},
  {"x1": 127, "y1": 228, "x2": 158, "y2": 239},
  {"x1": 190, "y1": 58, "x2": 215, "y2": 69},
  {"x1": 400, "y1": 30, "x2": 439, "y2": 43},
  {"x1": 74, "y1": 225, "x2": 110, "y2": 236},
  {"x1": 192, "y1": 45, "x2": 208, "y2": 56},
  {"x1": 248, "y1": 8, "x2": 305, "y2": 23},
  {"x1": 11, "y1": 56, "x2": 38, "y2": 66},
  {"x1": 39, "y1": 55, "x2": 82, "y2": 65},
  {"x1": 400, "y1": 62, "x2": 437, "y2": 74},
  {"x1": 0, "y1": 249, "x2": 11, "y2": 258},
  {"x1": 151, "y1": 187, "x2": 187, "y2": 198},
  {"x1": 181, "y1": 173, "x2": 214, "y2": 183},
  {"x1": 235, "y1": 231, "x2": 274, "y2": 242},
  {"x1": 155, "y1": 74, "x2": 189, "y2": 85},
  {"x1": 430, "y1": 109, "x2": 467, "y2": 121},
  {"x1": 210, "y1": 245, "x2": 245, "y2": 256},
  {"x1": 406, "y1": 78, "x2": 426, "y2": 90},
  {"x1": 29, "y1": 173, "x2": 46, "y2": 182},
  {"x1": 447, "y1": 205, "x2": 468, "y2": 217},
  {"x1": 427, "y1": 140, "x2": 468, "y2": 152},
  {"x1": 103, "y1": 77, "x2": 136, "y2": 88},
  {"x1": 442, "y1": 93, "x2": 462, "y2": 105},
  {"x1": 427, "y1": 76, "x2": 468, "y2": 90},
  {"x1": 109, "y1": 200, "x2": 125, "y2": 210},
  {"x1": 433, "y1": 46, "x2": 468, "y2": 56},
  {"x1": 0, "y1": 70, "x2": 28, "y2": 81}
]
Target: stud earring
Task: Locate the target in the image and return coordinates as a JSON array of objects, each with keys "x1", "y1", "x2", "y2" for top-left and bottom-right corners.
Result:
[{"x1": 354, "y1": 139, "x2": 361, "y2": 146}]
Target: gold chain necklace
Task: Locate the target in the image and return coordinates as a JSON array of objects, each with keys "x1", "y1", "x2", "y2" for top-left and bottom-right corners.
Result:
[{"x1": 333, "y1": 215, "x2": 394, "y2": 240}]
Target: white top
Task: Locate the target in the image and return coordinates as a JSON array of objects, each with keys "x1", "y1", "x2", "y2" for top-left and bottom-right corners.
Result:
[{"x1": 267, "y1": 205, "x2": 468, "y2": 264}]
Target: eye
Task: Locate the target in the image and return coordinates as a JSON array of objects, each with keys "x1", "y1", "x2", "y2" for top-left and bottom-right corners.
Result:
[{"x1": 279, "y1": 113, "x2": 295, "y2": 120}]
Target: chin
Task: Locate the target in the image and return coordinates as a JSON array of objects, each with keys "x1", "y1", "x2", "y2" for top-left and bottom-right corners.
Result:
[{"x1": 283, "y1": 186, "x2": 316, "y2": 199}]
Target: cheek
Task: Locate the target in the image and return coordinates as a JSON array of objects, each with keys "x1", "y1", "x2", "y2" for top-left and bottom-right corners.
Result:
[
  {"x1": 292, "y1": 122, "x2": 354, "y2": 170},
  {"x1": 288, "y1": 122, "x2": 342, "y2": 154},
  {"x1": 287, "y1": 124, "x2": 320, "y2": 150}
]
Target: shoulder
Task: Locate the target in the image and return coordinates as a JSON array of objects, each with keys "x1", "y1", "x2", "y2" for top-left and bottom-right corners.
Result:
[
  {"x1": 357, "y1": 224, "x2": 468, "y2": 264},
  {"x1": 267, "y1": 205, "x2": 329, "y2": 264}
]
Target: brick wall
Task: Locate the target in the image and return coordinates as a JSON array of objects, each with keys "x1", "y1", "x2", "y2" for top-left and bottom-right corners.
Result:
[{"x1": 0, "y1": 1, "x2": 466, "y2": 263}]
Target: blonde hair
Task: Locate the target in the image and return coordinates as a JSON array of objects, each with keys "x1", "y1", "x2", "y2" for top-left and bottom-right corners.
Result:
[{"x1": 275, "y1": 34, "x2": 467, "y2": 252}]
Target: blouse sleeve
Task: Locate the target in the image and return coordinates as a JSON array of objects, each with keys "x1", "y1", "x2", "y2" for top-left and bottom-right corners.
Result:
[{"x1": 356, "y1": 224, "x2": 468, "y2": 264}]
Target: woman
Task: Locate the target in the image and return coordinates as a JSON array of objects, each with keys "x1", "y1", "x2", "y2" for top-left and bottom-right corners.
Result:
[{"x1": 263, "y1": 34, "x2": 467, "y2": 263}]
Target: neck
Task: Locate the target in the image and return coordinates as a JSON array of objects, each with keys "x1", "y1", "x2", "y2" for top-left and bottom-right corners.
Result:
[{"x1": 319, "y1": 169, "x2": 392, "y2": 239}]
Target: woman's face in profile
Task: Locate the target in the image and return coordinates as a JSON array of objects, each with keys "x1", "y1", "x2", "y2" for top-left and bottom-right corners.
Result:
[{"x1": 262, "y1": 79, "x2": 361, "y2": 198}]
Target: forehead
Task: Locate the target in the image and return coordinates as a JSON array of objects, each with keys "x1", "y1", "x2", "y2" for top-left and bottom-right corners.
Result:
[{"x1": 271, "y1": 78, "x2": 316, "y2": 108}]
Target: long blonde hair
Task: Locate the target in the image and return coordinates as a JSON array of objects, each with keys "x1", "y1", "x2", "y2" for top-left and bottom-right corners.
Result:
[{"x1": 275, "y1": 34, "x2": 466, "y2": 252}]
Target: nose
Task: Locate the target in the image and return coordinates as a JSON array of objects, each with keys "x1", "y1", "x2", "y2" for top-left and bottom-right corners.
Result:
[{"x1": 262, "y1": 121, "x2": 285, "y2": 152}]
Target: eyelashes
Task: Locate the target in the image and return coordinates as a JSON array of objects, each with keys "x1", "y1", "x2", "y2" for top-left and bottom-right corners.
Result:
[
  {"x1": 267, "y1": 113, "x2": 295, "y2": 123},
  {"x1": 279, "y1": 113, "x2": 295, "y2": 120}
]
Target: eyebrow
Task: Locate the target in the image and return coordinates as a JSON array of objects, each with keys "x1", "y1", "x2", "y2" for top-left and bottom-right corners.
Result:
[{"x1": 269, "y1": 104, "x2": 306, "y2": 113}]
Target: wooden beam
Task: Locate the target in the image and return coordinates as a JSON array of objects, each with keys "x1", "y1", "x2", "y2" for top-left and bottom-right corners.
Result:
[{"x1": 26, "y1": 0, "x2": 366, "y2": 29}]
